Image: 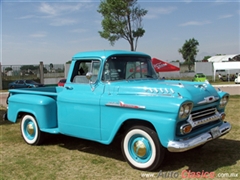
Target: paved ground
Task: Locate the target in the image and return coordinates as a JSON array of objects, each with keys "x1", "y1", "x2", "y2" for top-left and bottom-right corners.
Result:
[
  {"x1": 1, "y1": 85, "x2": 240, "y2": 108},
  {"x1": 213, "y1": 84, "x2": 240, "y2": 95}
]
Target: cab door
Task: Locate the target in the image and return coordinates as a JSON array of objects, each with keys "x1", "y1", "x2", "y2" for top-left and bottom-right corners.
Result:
[{"x1": 57, "y1": 60, "x2": 104, "y2": 141}]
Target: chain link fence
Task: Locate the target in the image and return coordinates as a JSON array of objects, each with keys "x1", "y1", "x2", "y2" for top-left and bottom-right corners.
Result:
[{"x1": 1, "y1": 63, "x2": 65, "y2": 90}]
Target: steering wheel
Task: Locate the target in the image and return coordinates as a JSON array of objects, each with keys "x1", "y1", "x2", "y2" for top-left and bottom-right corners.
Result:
[{"x1": 127, "y1": 72, "x2": 137, "y2": 79}]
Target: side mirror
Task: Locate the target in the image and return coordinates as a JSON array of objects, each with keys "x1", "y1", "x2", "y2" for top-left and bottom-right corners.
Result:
[
  {"x1": 86, "y1": 72, "x2": 95, "y2": 91},
  {"x1": 86, "y1": 72, "x2": 93, "y2": 80}
]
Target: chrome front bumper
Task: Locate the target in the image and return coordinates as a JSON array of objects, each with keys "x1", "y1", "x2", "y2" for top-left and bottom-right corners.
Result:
[{"x1": 167, "y1": 121, "x2": 231, "y2": 152}]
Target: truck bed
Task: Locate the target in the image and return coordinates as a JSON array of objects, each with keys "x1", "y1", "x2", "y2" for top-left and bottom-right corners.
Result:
[
  {"x1": 8, "y1": 86, "x2": 62, "y2": 97},
  {"x1": 7, "y1": 86, "x2": 60, "y2": 128}
]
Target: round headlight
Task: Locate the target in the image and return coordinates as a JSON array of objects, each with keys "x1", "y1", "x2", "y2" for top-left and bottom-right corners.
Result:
[
  {"x1": 184, "y1": 105, "x2": 190, "y2": 114},
  {"x1": 179, "y1": 102, "x2": 193, "y2": 119},
  {"x1": 223, "y1": 96, "x2": 228, "y2": 103},
  {"x1": 220, "y1": 95, "x2": 229, "y2": 107},
  {"x1": 179, "y1": 106, "x2": 184, "y2": 116}
]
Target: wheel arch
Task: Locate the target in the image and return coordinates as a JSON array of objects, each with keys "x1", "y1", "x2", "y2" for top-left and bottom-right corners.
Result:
[
  {"x1": 104, "y1": 115, "x2": 175, "y2": 149},
  {"x1": 8, "y1": 108, "x2": 37, "y2": 123},
  {"x1": 118, "y1": 119, "x2": 156, "y2": 135}
]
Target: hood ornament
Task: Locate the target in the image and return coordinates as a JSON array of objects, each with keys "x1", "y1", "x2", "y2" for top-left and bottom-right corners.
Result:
[
  {"x1": 198, "y1": 96, "x2": 219, "y2": 104},
  {"x1": 194, "y1": 84, "x2": 207, "y2": 90}
]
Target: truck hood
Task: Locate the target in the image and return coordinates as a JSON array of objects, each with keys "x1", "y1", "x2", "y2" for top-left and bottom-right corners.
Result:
[{"x1": 106, "y1": 79, "x2": 220, "y2": 106}]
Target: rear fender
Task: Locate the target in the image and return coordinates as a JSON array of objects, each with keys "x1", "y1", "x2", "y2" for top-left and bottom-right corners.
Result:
[{"x1": 7, "y1": 94, "x2": 57, "y2": 129}]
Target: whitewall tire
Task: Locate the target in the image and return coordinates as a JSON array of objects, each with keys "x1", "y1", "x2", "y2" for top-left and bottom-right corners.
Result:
[
  {"x1": 20, "y1": 115, "x2": 44, "y2": 145},
  {"x1": 121, "y1": 126, "x2": 165, "y2": 171}
]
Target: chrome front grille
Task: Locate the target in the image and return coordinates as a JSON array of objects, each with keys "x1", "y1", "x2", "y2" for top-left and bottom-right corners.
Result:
[
  {"x1": 187, "y1": 108, "x2": 221, "y2": 128},
  {"x1": 191, "y1": 108, "x2": 217, "y2": 121}
]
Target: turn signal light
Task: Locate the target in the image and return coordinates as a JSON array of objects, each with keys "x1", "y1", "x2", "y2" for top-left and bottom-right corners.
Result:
[
  {"x1": 180, "y1": 124, "x2": 192, "y2": 134},
  {"x1": 221, "y1": 113, "x2": 226, "y2": 120}
]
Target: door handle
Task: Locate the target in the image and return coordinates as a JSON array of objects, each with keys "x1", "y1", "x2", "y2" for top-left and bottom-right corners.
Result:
[{"x1": 65, "y1": 86, "x2": 73, "y2": 90}]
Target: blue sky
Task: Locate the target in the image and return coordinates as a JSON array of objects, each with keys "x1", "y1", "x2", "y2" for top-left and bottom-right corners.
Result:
[{"x1": 1, "y1": 0, "x2": 239, "y2": 65}]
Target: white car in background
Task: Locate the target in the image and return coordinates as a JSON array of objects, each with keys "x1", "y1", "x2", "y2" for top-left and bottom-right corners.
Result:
[{"x1": 235, "y1": 73, "x2": 240, "y2": 84}]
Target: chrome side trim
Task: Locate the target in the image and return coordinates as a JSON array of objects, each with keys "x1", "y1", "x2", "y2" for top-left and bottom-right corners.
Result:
[
  {"x1": 106, "y1": 101, "x2": 145, "y2": 109},
  {"x1": 167, "y1": 122, "x2": 231, "y2": 152},
  {"x1": 144, "y1": 87, "x2": 175, "y2": 95}
]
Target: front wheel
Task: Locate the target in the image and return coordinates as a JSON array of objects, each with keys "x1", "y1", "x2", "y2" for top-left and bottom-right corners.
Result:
[
  {"x1": 121, "y1": 126, "x2": 165, "y2": 171},
  {"x1": 20, "y1": 114, "x2": 44, "y2": 145}
]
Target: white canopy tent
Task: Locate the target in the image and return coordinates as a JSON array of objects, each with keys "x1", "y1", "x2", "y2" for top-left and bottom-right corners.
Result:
[
  {"x1": 208, "y1": 54, "x2": 239, "y2": 62},
  {"x1": 213, "y1": 62, "x2": 240, "y2": 81}
]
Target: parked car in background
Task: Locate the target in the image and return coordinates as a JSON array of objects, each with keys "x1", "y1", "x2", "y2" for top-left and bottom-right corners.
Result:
[
  {"x1": 235, "y1": 73, "x2": 240, "y2": 84},
  {"x1": 8, "y1": 80, "x2": 44, "y2": 89},
  {"x1": 58, "y1": 79, "x2": 66, "y2": 86},
  {"x1": 193, "y1": 73, "x2": 207, "y2": 82}
]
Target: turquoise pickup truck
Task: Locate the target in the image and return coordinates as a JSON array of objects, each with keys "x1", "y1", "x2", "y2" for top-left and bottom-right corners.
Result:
[{"x1": 5, "y1": 50, "x2": 231, "y2": 171}]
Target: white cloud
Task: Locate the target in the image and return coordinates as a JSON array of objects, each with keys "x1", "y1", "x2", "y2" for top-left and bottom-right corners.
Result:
[
  {"x1": 17, "y1": 15, "x2": 36, "y2": 19},
  {"x1": 39, "y1": 2, "x2": 83, "y2": 17},
  {"x1": 70, "y1": 28, "x2": 87, "y2": 33},
  {"x1": 214, "y1": 0, "x2": 229, "y2": 3},
  {"x1": 39, "y1": 3, "x2": 57, "y2": 16},
  {"x1": 183, "y1": 0, "x2": 192, "y2": 3},
  {"x1": 15, "y1": 2, "x2": 96, "y2": 27},
  {"x1": 218, "y1": 14, "x2": 233, "y2": 19},
  {"x1": 29, "y1": 32, "x2": 47, "y2": 38},
  {"x1": 179, "y1": 20, "x2": 211, "y2": 26},
  {"x1": 145, "y1": 6, "x2": 177, "y2": 19},
  {"x1": 49, "y1": 18, "x2": 78, "y2": 26}
]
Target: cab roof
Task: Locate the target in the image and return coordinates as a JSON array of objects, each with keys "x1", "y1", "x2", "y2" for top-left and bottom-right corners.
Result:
[{"x1": 72, "y1": 50, "x2": 150, "y2": 61}]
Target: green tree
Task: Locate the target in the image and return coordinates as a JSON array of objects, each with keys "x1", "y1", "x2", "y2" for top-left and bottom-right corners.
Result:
[
  {"x1": 178, "y1": 38, "x2": 199, "y2": 71},
  {"x1": 97, "y1": 0, "x2": 147, "y2": 51},
  {"x1": 5, "y1": 67, "x2": 13, "y2": 71},
  {"x1": 49, "y1": 63, "x2": 54, "y2": 72},
  {"x1": 203, "y1": 56, "x2": 211, "y2": 62},
  {"x1": 20, "y1": 65, "x2": 38, "y2": 71}
]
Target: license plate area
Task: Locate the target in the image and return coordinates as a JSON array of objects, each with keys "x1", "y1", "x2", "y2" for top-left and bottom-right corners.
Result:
[{"x1": 211, "y1": 126, "x2": 221, "y2": 138}]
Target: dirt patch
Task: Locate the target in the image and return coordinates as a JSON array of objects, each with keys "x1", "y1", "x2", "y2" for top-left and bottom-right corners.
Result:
[{"x1": 0, "y1": 93, "x2": 8, "y2": 108}]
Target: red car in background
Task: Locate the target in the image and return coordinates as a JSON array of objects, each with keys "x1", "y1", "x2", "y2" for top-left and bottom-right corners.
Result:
[{"x1": 58, "y1": 79, "x2": 66, "y2": 87}]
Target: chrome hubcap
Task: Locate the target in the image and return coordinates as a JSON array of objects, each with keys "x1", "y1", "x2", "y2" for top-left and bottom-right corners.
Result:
[
  {"x1": 27, "y1": 124, "x2": 34, "y2": 135},
  {"x1": 133, "y1": 140, "x2": 147, "y2": 157}
]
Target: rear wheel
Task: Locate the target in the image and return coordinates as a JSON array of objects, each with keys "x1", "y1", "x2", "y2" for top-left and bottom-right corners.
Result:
[
  {"x1": 121, "y1": 126, "x2": 165, "y2": 171},
  {"x1": 20, "y1": 115, "x2": 44, "y2": 145}
]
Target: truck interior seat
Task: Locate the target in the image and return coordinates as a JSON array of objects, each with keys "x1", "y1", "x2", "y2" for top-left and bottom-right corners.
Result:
[{"x1": 73, "y1": 75, "x2": 89, "y2": 83}]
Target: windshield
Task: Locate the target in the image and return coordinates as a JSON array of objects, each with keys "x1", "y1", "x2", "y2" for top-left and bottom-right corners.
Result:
[{"x1": 102, "y1": 55, "x2": 158, "y2": 82}]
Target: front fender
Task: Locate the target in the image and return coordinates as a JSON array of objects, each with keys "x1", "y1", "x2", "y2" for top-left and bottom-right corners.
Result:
[
  {"x1": 99, "y1": 94, "x2": 189, "y2": 146},
  {"x1": 100, "y1": 107, "x2": 177, "y2": 147},
  {"x1": 8, "y1": 94, "x2": 57, "y2": 129}
]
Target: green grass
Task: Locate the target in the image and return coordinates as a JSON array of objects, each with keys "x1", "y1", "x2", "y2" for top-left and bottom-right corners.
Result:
[{"x1": 0, "y1": 97, "x2": 240, "y2": 179}]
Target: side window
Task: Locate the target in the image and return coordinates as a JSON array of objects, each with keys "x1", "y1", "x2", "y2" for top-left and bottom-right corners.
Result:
[
  {"x1": 18, "y1": 80, "x2": 24, "y2": 84},
  {"x1": 91, "y1": 61, "x2": 100, "y2": 82},
  {"x1": 71, "y1": 60, "x2": 101, "y2": 84},
  {"x1": 78, "y1": 62, "x2": 89, "y2": 75}
]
